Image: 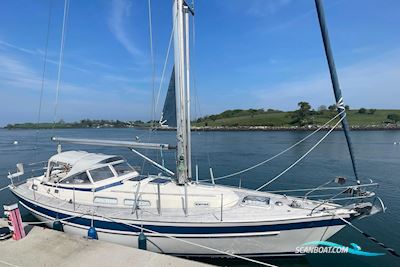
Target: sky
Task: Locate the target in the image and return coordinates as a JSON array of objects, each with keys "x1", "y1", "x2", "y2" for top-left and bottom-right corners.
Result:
[{"x1": 0, "y1": 0, "x2": 399, "y2": 126}]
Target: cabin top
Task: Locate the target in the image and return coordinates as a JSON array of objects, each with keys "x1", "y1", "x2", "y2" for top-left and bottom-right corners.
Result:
[{"x1": 45, "y1": 151, "x2": 133, "y2": 184}]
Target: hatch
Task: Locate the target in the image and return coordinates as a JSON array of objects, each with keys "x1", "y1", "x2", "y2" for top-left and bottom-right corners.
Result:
[{"x1": 242, "y1": 195, "x2": 270, "y2": 206}]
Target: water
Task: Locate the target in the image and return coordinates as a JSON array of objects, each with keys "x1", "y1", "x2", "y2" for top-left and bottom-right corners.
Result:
[{"x1": 0, "y1": 128, "x2": 399, "y2": 267}]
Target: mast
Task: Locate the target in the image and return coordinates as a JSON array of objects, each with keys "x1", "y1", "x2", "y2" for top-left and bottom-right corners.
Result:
[
  {"x1": 173, "y1": 0, "x2": 193, "y2": 184},
  {"x1": 314, "y1": 0, "x2": 360, "y2": 184}
]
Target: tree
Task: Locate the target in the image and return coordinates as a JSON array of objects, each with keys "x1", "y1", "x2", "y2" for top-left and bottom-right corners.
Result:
[
  {"x1": 345, "y1": 105, "x2": 350, "y2": 111},
  {"x1": 358, "y1": 108, "x2": 367, "y2": 114},
  {"x1": 368, "y1": 109, "x2": 376, "y2": 115},
  {"x1": 318, "y1": 105, "x2": 327, "y2": 112},
  {"x1": 249, "y1": 109, "x2": 258, "y2": 118},
  {"x1": 328, "y1": 104, "x2": 336, "y2": 111},
  {"x1": 298, "y1": 102, "x2": 312, "y2": 113},
  {"x1": 290, "y1": 101, "x2": 312, "y2": 126},
  {"x1": 387, "y1": 114, "x2": 400, "y2": 123}
]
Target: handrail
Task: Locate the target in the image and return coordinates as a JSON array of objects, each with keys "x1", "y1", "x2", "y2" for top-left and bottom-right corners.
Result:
[
  {"x1": 308, "y1": 186, "x2": 377, "y2": 215},
  {"x1": 266, "y1": 182, "x2": 378, "y2": 194}
]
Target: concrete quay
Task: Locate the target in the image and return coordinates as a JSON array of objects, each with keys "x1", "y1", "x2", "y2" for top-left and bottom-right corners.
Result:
[{"x1": 0, "y1": 220, "x2": 212, "y2": 267}]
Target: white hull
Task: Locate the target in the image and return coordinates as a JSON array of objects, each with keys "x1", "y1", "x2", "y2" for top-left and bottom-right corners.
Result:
[
  {"x1": 65, "y1": 222, "x2": 345, "y2": 257},
  {"x1": 20, "y1": 197, "x2": 346, "y2": 257}
]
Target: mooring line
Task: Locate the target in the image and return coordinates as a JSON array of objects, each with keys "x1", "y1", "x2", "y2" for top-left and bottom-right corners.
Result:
[
  {"x1": 338, "y1": 216, "x2": 399, "y2": 257},
  {"x1": 0, "y1": 185, "x2": 10, "y2": 193},
  {"x1": 0, "y1": 259, "x2": 19, "y2": 267}
]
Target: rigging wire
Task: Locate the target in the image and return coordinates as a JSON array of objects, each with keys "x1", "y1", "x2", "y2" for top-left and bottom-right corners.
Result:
[
  {"x1": 147, "y1": 0, "x2": 156, "y2": 128},
  {"x1": 191, "y1": 0, "x2": 201, "y2": 122},
  {"x1": 34, "y1": 0, "x2": 53, "y2": 160},
  {"x1": 256, "y1": 114, "x2": 346, "y2": 191},
  {"x1": 190, "y1": 0, "x2": 203, "y2": 171},
  {"x1": 52, "y1": 0, "x2": 70, "y2": 131},
  {"x1": 200, "y1": 110, "x2": 344, "y2": 182},
  {"x1": 154, "y1": 25, "x2": 174, "y2": 113},
  {"x1": 141, "y1": 0, "x2": 157, "y2": 174},
  {"x1": 141, "y1": 7, "x2": 177, "y2": 175}
]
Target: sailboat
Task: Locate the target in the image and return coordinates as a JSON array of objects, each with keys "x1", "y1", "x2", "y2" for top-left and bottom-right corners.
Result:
[{"x1": 6, "y1": 0, "x2": 385, "y2": 258}]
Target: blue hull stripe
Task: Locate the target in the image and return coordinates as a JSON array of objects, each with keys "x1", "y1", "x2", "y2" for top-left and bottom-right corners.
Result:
[
  {"x1": 16, "y1": 195, "x2": 345, "y2": 235},
  {"x1": 44, "y1": 181, "x2": 122, "y2": 192},
  {"x1": 169, "y1": 252, "x2": 302, "y2": 258}
]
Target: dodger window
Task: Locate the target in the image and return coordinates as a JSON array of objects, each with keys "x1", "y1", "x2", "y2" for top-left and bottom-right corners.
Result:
[
  {"x1": 61, "y1": 172, "x2": 91, "y2": 184},
  {"x1": 113, "y1": 162, "x2": 134, "y2": 176},
  {"x1": 89, "y1": 166, "x2": 114, "y2": 182}
]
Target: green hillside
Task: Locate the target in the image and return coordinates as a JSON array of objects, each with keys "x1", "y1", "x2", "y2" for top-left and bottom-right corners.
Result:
[
  {"x1": 5, "y1": 107, "x2": 400, "y2": 130},
  {"x1": 194, "y1": 108, "x2": 400, "y2": 128}
]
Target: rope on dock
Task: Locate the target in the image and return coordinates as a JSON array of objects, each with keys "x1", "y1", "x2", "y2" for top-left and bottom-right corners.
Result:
[
  {"x1": 0, "y1": 259, "x2": 19, "y2": 267},
  {"x1": 338, "y1": 216, "x2": 400, "y2": 258},
  {"x1": 100, "y1": 214, "x2": 278, "y2": 267},
  {"x1": 22, "y1": 213, "x2": 89, "y2": 225},
  {"x1": 0, "y1": 185, "x2": 10, "y2": 193}
]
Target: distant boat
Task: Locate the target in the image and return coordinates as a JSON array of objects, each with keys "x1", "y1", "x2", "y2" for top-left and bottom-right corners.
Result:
[
  {"x1": 13, "y1": 141, "x2": 18, "y2": 145},
  {"x1": 7, "y1": 0, "x2": 384, "y2": 258}
]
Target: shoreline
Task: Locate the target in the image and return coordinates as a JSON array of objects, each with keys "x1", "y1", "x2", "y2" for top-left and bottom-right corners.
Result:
[
  {"x1": 158, "y1": 125, "x2": 400, "y2": 132},
  {"x1": 3, "y1": 125, "x2": 400, "y2": 132}
]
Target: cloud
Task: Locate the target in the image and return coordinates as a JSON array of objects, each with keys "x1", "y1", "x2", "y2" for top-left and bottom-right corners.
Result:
[
  {"x1": 0, "y1": 50, "x2": 152, "y2": 125},
  {"x1": 108, "y1": 0, "x2": 142, "y2": 58},
  {"x1": 251, "y1": 49, "x2": 400, "y2": 110},
  {"x1": 0, "y1": 40, "x2": 39, "y2": 55},
  {"x1": 0, "y1": 53, "x2": 42, "y2": 90},
  {"x1": 84, "y1": 59, "x2": 114, "y2": 70},
  {"x1": 0, "y1": 39, "x2": 91, "y2": 74}
]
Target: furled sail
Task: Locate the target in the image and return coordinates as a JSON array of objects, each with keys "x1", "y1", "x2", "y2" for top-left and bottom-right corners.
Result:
[{"x1": 159, "y1": 67, "x2": 177, "y2": 127}]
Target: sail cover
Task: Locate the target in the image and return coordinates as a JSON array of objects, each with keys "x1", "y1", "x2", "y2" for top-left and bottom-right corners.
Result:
[{"x1": 160, "y1": 67, "x2": 177, "y2": 127}]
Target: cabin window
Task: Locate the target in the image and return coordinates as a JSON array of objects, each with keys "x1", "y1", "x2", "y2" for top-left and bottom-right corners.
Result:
[
  {"x1": 123, "y1": 199, "x2": 151, "y2": 207},
  {"x1": 113, "y1": 162, "x2": 133, "y2": 176},
  {"x1": 89, "y1": 166, "x2": 114, "y2": 182},
  {"x1": 61, "y1": 172, "x2": 91, "y2": 184},
  {"x1": 94, "y1": 197, "x2": 118, "y2": 205}
]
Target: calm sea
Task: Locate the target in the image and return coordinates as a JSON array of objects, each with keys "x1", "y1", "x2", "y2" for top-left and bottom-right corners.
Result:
[{"x1": 0, "y1": 128, "x2": 399, "y2": 267}]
